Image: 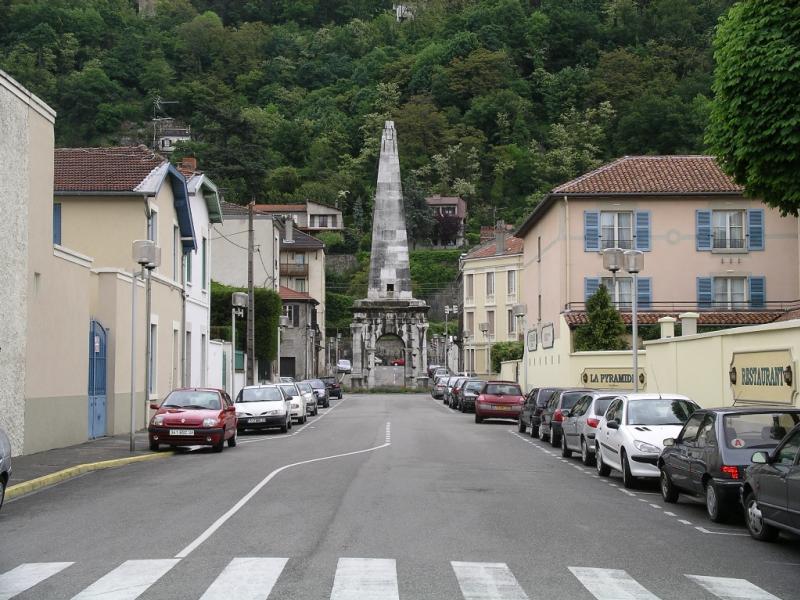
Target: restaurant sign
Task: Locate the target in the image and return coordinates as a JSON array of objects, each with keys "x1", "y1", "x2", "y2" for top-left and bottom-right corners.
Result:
[
  {"x1": 729, "y1": 349, "x2": 796, "y2": 405},
  {"x1": 581, "y1": 368, "x2": 646, "y2": 390}
]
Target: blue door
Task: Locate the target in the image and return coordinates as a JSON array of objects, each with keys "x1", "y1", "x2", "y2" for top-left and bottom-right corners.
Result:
[{"x1": 88, "y1": 320, "x2": 107, "y2": 439}]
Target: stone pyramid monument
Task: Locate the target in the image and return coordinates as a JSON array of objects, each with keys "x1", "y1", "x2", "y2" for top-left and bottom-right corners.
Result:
[{"x1": 350, "y1": 121, "x2": 429, "y2": 389}]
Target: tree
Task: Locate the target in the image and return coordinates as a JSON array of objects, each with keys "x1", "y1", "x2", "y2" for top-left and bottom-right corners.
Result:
[
  {"x1": 491, "y1": 341, "x2": 523, "y2": 373},
  {"x1": 403, "y1": 175, "x2": 436, "y2": 249},
  {"x1": 573, "y1": 285, "x2": 627, "y2": 352},
  {"x1": 707, "y1": 1, "x2": 800, "y2": 216}
]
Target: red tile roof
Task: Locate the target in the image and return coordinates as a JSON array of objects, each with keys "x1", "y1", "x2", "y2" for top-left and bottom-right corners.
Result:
[
  {"x1": 775, "y1": 308, "x2": 800, "y2": 323},
  {"x1": 255, "y1": 204, "x2": 306, "y2": 213},
  {"x1": 553, "y1": 156, "x2": 743, "y2": 195},
  {"x1": 279, "y1": 286, "x2": 315, "y2": 302},
  {"x1": 54, "y1": 145, "x2": 166, "y2": 192},
  {"x1": 563, "y1": 311, "x2": 779, "y2": 328},
  {"x1": 465, "y1": 236, "x2": 523, "y2": 259}
]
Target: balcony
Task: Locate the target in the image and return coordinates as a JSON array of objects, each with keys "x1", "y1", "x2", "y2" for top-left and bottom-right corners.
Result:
[{"x1": 280, "y1": 263, "x2": 308, "y2": 277}]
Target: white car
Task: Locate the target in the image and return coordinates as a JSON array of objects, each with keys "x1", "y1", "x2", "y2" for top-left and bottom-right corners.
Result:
[
  {"x1": 235, "y1": 385, "x2": 292, "y2": 434},
  {"x1": 294, "y1": 381, "x2": 318, "y2": 415},
  {"x1": 337, "y1": 359, "x2": 352, "y2": 374},
  {"x1": 595, "y1": 393, "x2": 699, "y2": 488},
  {"x1": 278, "y1": 383, "x2": 308, "y2": 424}
]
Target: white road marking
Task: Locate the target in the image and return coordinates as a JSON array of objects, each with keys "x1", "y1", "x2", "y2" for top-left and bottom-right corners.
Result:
[
  {"x1": 686, "y1": 575, "x2": 782, "y2": 600},
  {"x1": 239, "y1": 399, "x2": 346, "y2": 445},
  {"x1": 649, "y1": 504, "x2": 661, "y2": 509},
  {"x1": 679, "y1": 520, "x2": 693, "y2": 525},
  {"x1": 569, "y1": 567, "x2": 661, "y2": 600},
  {"x1": 199, "y1": 557, "x2": 288, "y2": 600},
  {"x1": 694, "y1": 527, "x2": 749, "y2": 536},
  {"x1": 176, "y1": 426, "x2": 392, "y2": 558},
  {"x1": 330, "y1": 558, "x2": 399, "y2": 600},
  {"x1": 71, "y1": 559, "x2": 179, "y2": 600},
  {"x1": 0, "y1": 562, "x2": 73, "y2": 600},
  {"x1": 663, "y1": 511, "x2": 676, "y2": 517},
  {"x1": 451, "y1": 561, "x2": 529, "y2": 600}
]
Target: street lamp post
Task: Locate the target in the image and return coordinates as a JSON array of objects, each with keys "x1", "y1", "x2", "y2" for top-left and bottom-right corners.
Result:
[
  {"x1": 276, "y1": 314, "x2": 289, "y2": 381},
  {"x1": 513, "y1": 303, "x2": 527, "y2": 391},
  {"x1": 478, "y1": 321, "x2": 489, "y2": 374},
  {"x1": 444, "y1": 304, "x2": 458, "y2": 372},
  {"x1": 602, "y1": 248, "x2": 624, "y2": 308},
  {"x1": 231, "y1": 292, "x2": 247, "y2": 397},
  {"x1": 623, "y1": 250, "x2": 644, "y2": 393}
]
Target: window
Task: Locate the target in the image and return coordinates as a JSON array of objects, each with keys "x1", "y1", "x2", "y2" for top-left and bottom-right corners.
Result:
[
  {"x1": 283, "y1": 304, "x2": 300, "y2": 327},
  {"x1": 605, "y1": 400, "x2": 622, "y2": 423},
  {"x1": 680, "y1": 413, "x2": 705, "y2": 443},
  {"x1": 295, "y1": 278, "x2": 307, "y2": 292},
  {"x1": 626, "y1": 399, "x2": 696, "y2": 426},
  {"x1": 149, "y1": 324, "x2": 158, "y2": 395},
  {"x1": 775, "y1": 431, "x2": 800, "y2": 465},
  {"x1": 184, "y1": 252, "x2": 193, "y2": 286},
  {"x1": 466, "y1": 274, "x2": 474, "y2": 301},
  {"x1": 53, "y1": 202, "x2": 62, "y2": 245},
  {"x1": 147, "y1": 211, "x2": 158, "y2": 243},
  {"x1": 466, "y1": 311, "x2": 475, "y2": 335},
  {"x1": 173, "y1": 226, "x2": 180, "y2": 281},
  {"x1": 507, "y1": 309, "x2": 515, "y2": 335},
  {"x1": 293, "y1": 252, "x2": 306, "y2": 265},
  {"x1": 486, "y1": 272, "x2": 495, "y2": 299},
  {"x1": 201, "y1": 237, "x2": 207, "y2": 290},
  {"x1": 185, "y1": 331, "x2": 192, "y2": 385},
  {"x1": 201, "y1": 333, "x2": 207, "y2": 386},
  {"x1": 487, "y1": 310, "x2": 495, "y2": 336},
  {"x1": 712, "y1": 210, "x2": 745, "y2": 249},
  {"x1": 714, "y1": 277, "x2": 746, "y2": 309},
  {"x1": 387, "y1": 283, "x2": 394, "y2": 293},
  {"x1": 696, "y1": 415, "x2": 716, "y2": 448},
  {"x1": 600, "y1": 211, "x2": 633, "y2": 249},
  {"x1": 507, "y1": 270, "x2": 516, "y2": 296},
  {"x1": 601, "y1": 277, "x2": 633, "y2": 308},
  {"x1": 722, "y1": 413, "x2": 800, "y2": 449}
]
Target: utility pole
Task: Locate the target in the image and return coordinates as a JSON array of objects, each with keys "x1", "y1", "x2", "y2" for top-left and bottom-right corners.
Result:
[{"x1": 247, "y1": 199, "x2": 256, "y2": 385}]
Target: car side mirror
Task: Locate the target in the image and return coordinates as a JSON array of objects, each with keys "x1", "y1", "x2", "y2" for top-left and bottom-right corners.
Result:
[
  {"x1": 750, "y1": 451, "x2": 770, "y2": 464},
  {"x1": 149, "y1": 403, "x2": 160, "y2": 410},
  {"x1": 663, "y1": 438, "x2": 675, "y2": 447},
  {"x1": 562, "y1": 410, "x2": 571, "y2": 418},
  {"x1": 607, "y1": 420, "x2": 619, "y2": 430}
]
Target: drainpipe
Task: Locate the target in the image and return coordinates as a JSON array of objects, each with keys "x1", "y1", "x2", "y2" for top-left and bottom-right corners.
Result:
[
  {"x1": 181, "y1": 248, "x2": 188, "y2": 386},
  {"x1": 564, "y1": 196, "x2": 570, "y2": 311}
]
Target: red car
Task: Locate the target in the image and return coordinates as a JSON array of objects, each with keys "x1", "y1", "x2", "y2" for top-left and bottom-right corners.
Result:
[
  {"x1": 148, "y1": 388, "x2": 238, "y2": 452},
  {"x1": 391, "y1": 358, "x2": 405, "y2": 366},
  {"x1": 475, "y1": 381, "x2": 525, "y2": 424}
]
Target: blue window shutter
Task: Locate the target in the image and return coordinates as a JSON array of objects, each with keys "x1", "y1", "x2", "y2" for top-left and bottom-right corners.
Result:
[
  {"x1": 749, "y1": 276, "x2": 766, "y2": 308},
  {"x1": 585, "y1": 277, "x2": 600, "y2": 303},
  {"x1": 584, "y1": 211, "x2": 600, "y2": 252},
  {"x1": 637, "y1": 277, "x2": 652, "y2": 309},
  {"x1": 747, "y1": 209, "x2": 765, "y2": 250},
  {"x1": 53, "y1": 202, "x2": 62, "y2": 245},
  {"x1": 634, "y1": 211, "x2": 651, "y2": 251},
  {"x1": 697, "y1": 277, "x2": 713, "y2": 308},
  {"x1": 696, "y1": 210, "x2": 712, "y2": 251}
]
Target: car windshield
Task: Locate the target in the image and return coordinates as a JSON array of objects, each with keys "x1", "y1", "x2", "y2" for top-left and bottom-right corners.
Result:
[
  {"x1": 485, "y1": 383, "x2": 522, "y2": 395},
  {"x1": 560, "y1": 391, "x2": 586, "y2": 409},
  {"x1": 279, "y1": 385, "x2": 298, "y2": 397},
  {"x1": 722, "y1": 412, "x2": 800, "y2": 449},
  {"x1": 297, "y1": 382, "x2": 312, "y2": 392},
  {"x1": 321, "y1": 377, "x2": 335, "y2": 384},
  {"x1": 465, "y1": 381, "x2": 485, "y2": 393},
  {"x1": 593, "y1": 397, "x2": 615, "y2": 415},
  {"x1": 626, "y1": 399, "x2": 696, "y2": 426},
  {"x1": 307, "y1": 379, "x2": 325, "y2": 389},
  {"x1": 238, "y1": 387, "x2": 283, "y2": 402},
  {"x1": 163, "y1": 390, "x2": 220, "y2": 410}
]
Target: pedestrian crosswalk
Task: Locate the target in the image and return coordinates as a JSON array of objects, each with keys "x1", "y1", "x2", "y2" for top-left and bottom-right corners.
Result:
[{"x1": 0, "y1": 558, "x2": 785, "y2": 600}]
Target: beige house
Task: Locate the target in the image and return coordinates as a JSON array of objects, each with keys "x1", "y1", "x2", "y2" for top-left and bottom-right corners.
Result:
[
  {"x1": 255, "y1": 200, "x2": 343, "y2": 234},
  {"x1": 461, "y1": 227, "x2": 523, "y2": 376}
]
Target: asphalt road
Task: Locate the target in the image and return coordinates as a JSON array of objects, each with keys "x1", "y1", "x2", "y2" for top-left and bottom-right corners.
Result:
[{"x1": 2, "y1": 393, "x2": 800, "y2": 599}]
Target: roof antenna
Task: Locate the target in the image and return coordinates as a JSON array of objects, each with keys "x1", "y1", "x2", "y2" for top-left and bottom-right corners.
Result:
[{"x1": 650, "y1": 366, "x2": 662, "y2": 400}]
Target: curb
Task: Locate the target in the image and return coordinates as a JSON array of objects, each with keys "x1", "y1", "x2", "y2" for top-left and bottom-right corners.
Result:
[{"x1": 6, "y1": 451, "x2": 174, "y2": 501}]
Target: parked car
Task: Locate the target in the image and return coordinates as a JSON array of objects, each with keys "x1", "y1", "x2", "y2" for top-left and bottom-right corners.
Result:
[
  {"x1": 148, "y1": 388, "x2": 238, "y2": 452},
  {"x1": 475, "y1": 381, "x2": 524, "y2": 423},
  {"x1": 321, "y1": 376, "x2": 343, "y2": 399},
  {"x1": 294, "y1": 381, "x2": 318, "y2": 415},
  {"x1": 596, "y1": 394, "x2": 698, "y2": 488},
  {"x1": 427, "y1": 364, "x2": 441, "y2": 378},
  {"x1": 459, "y1": 379, "x2": 486, "y2": 413},
  {"x1": 519, "y1": 387, "x2": 562, "y2": 438},
  {"x1": 305, "y1": 379, "x2": 330, "y2": 408},
  {"x1": 539, "y1": 388, "x2": 592, "y2": 447},
  {"x1": 278, "y1": 383, "x2": 309, "y2": 422},
  {"x1": 443, "y1": 376, "x2": 462, "y2": 406},
  {"x1": 0, "y1": 427, "x2": 11, "y2": 511},
  {"x1": 448, "y1": 376, "x2": 469, "y2": 409},
  {"x1": 391, "y1": 358, "x2": 405, "y2": 366},
  {"x1": 432, "y1": 367, "x2": 449, "y2": 381},
  {"x1": 337, "y1": 359, "x2": 352, "y2": 374},
  {"x1": 280, "y1": 377, "x2": 295, "y2": 383},
  {"x1": 560, "y1": 391, "x2": 617, "y2": 465},
  {"x1": 451, "y1": 377, "x2": 473, "y2": 411},
  {"x1": 234, "y1": 384, "x2": 292, "y2": 434},
  {"x1": 431, "y1": 378, "x2": 447, "y2": 399},
  {"x1": 660, "y1": 407, "x2": 800, "y2": 522},
  {"x1": 742, "y1": 423, "x2": 800, "y2": 541}
]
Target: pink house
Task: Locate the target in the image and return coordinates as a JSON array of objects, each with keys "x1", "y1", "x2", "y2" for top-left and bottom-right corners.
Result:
[{"x1": 516, "y1": 156, "x2": 800, "y2": 342}]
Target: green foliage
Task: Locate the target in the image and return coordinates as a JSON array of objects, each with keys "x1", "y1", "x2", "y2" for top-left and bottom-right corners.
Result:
[
  {"x1": 707, "y1": 1, "x2": 800, "y2": 216},
  {"x1": 409, "y1": 249, "x2": 462, "y2": 296},
  {"x1": 325, "y1": 291, "x2": 355, "y2": 337},
  {"x1": 491, "y1": 340, "x2": 523, "y2": 373},
  {"x1": 573, "y1": 285, "x2": 628, "y2": 352}
]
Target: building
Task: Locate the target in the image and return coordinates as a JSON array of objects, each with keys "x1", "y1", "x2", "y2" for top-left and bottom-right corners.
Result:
[
  {"x1": 461, "y1": 225, "x2": 524, "y2": 376},
  {"x1": 279, "y1": 286, "x2": 320, "y2": 379},
  {"x1": 155, "y1": 119, "x2": 191, "y2": 154},
  {"x1": 178, "y1": 157, "x2": 223, "y2": 387},
  {"x1": 254, "y1": 200, "x2": 343, "y2": 234},
  {"x1": 426, "y1": 195, "x2": 467, "y2": 247}
]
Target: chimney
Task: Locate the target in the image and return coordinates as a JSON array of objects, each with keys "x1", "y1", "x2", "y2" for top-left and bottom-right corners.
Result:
[
  {"x1": 180, "y1": 157, "x2": 197, "y2": 172},
  {"x1": 494, "y1": 220, "x2": 507, "y2": 256},
  {"x1": 283, "y1": 217, "x2": 294, "y2": 243},
  {"x1": 679, "y1": 312, "x2": 699, "y2": 336}
]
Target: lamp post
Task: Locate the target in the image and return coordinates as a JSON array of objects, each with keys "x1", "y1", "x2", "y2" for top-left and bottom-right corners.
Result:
[
  {"x1": 513, "y1": 303, "x2": 527, "y2": 391},
  {"x1": 444, "y1": 304, "x2": 458, "y2": 371},
  {"x1": 231, "y1": 292, "x2": 247, "y2": 397},
  {"x1": 602, "y1": 247, "x2": 624, "y2": 308},
  {"x1": 462, "y1": 331, "x2": 472, "y2": 373},
  {"x1": 623, "y1": 250, "x2": 644, "y2": 393},
  {"x1": 130, "y1": 240, "x2": 158, "y2": 452},
  {"x1": 142, "y1": 246, "x2": 161, "y2": 429},
  {"x1": 478, "y1": 321, "x2": 489, "y2": 374}
]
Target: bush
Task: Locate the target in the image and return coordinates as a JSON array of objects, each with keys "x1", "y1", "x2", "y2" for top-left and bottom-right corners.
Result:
[
  {"x1": 573, "y1": 285, "x2": 627, "y2": 351},
  {"x1": 491, "y1": 341, "x2": 523, "y2": 373}
]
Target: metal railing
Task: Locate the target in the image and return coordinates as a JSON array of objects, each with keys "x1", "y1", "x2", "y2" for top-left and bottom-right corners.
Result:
[
  {"x1": 564, "y1": 300, "x2": 800, "y2": 313},
  {"x1": 280, "y1": 263, "x2": 309, "y2": 277}
]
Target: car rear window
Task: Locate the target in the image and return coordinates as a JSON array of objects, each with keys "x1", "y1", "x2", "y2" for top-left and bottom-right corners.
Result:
[
  {"x1": 537, "y1": 389, "x2": 558, "y2": 407},
  {"x1": 485, "y1": 383, "x2": 522, "y2": 395},
  {"x1": 626, "y1": 399, "x2": 696, "y2": 426},
  {"x1": 307, "y1": 379, "x2": 325, "y2": 388},
  {"x1": 279, "y1": 384, "x2": 298, "y2": 396},
  {"x1": 593, "y1": 397, "x2": 615, "y2": 415},
  {"x1": 163, "y1": 390, "x2": 220, "y2": 410},
  {"x1": 297, "y1": 382, "x2": 312, "y2": 392},
  {"x1": 722, "y1": 413, "x2": 800, "y2": 449},
  {"x1": 238, "y1": 387, "x2": 283, "y2": 402},
  {"x1": 560, "y1": 391, "x2": 586, "y2": 409},
  {"x1": 465, "y1": 381, "x2": 485, "y2": 393}
]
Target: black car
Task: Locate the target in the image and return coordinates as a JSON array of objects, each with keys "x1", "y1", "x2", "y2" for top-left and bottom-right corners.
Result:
[
  {"x1": 519, "y1": 387, "x2": 561, "y2": 437},
  {"x1": 742, "y1": 423, "x2": 800, "y2": 541},
  {"x1": 539, "y1": 389, "x2": 592, "y2": 447},
  {"x1": 660, "y1": 407, "x2": 800, "y2": 522},
  {"x1": 451, "y1": 377, "x2": 471, "y2": 410},
  {"x1": 320, "y1": 376, "x2": 342, "y2": 399},
  {"x1": 459, "y1": 379, "x2": 486, "y2": 413}
]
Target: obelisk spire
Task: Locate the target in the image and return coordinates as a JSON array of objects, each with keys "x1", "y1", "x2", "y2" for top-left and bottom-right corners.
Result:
[{"x1": 367, "y1": 121, "x2": 413, "y2": 300}]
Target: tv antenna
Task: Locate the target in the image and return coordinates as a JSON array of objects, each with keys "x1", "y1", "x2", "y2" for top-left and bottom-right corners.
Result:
[{"x1": 151, "y1": 95, "x2": 180, "y2": 149}]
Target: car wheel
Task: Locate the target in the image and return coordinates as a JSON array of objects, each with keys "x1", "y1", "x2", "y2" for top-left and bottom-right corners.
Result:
[
  {"x1": 530, "y1": 425, "x2": 539, "y2": 439},
  {"x1": 540, "y1": 425, "x2": 549, "y2": 442},
  {"x1": 314, "y1": 407, "x2": 319, "y2": 416},
  {"x1": 621, "y1": 451, "x2": 635, "y2": 489},
  {"x1": 596, "y1": 444, "x2": 611, "y2": 476},
  {"x1": 302, "y1": 415, "x2": 308, "y2": 424},
  {"x1": 0, "y1": 477, "x2": 6, "y2": 511},
  {"x1": 744, "y1": 492, "x2": 779, "y2": 542},
  {"x1": 288, "y1": 418, "x2": 292, "y2": 430},
  {"x1": 475, "y1": 413, "x2": 483, "y2": 424},
  {"x1": 581, "y1": 437, "x2": 594, "y2": 466},
  {"x1": 149, "y1": 440, "x2": 159, "y2": 452},
  {"x1": 280, "y1": 420, "x2": 289, "y2": 433},
  {"x1": 460, "y1": 402, "x2": 466, "y2": 413},
  {"x1": 705, "y1": 482, "x2": 728, "y2": 523},
  {"x1": 212, "y1": 436, "x2": 225, "y2": 453},
  {"x1": 228, "y1": 431, "x2": 237, "y2": 448},
  {"x1": 561, "y1": 433, "x2": 572, "y2": 458},
  {"x1": 549, "y1": 428, "x2": 560, "y2": 448},
  {"x1": 660, "y1": 468, "x2": 679, "y2": 503},
  {"x1": 518, "y1": 419, "x2": 526, "y2": 434}
]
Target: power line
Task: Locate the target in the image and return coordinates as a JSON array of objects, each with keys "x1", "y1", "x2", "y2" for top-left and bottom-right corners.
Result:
[{"x1": 211, "y1": 225, "x2": 249, "y2": 251}]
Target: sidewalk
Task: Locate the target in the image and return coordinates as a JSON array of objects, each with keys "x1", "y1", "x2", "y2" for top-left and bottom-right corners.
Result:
[{"x1": 7, "y1": 432, "x2": 170, "y2": 499}]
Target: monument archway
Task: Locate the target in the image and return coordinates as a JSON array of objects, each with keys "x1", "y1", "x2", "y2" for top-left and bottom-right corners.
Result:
[{"x1": 376, "y1": 333, "x2": 405, "y2": 363}]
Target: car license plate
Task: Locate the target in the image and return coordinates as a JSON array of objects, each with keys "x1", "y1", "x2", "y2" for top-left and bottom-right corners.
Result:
[
  {"x1": 494, "y1": 405, "x2": 511, "y2": 411},
  {"x1": 249, "y1": 418, "x2": 266, "y2": 423},
  {"x1": 169, "y1": 429, "x2": 194, "y2": 436}
]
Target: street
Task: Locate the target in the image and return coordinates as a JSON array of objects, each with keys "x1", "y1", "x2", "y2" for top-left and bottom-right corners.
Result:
[{"x1": 2, "y1": 393, "x2": 799, "y2": 599}]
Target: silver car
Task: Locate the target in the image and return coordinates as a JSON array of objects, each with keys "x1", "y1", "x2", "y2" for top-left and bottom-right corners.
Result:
[
  {"x1": 560, "y1": 391, "x2": 617, "y2": 465},
  {"x1": 0, "y1": 427, "x2": 11, "y2": 511},
  {"x1": 295, "y1": 381, "x2": 318, "y2": 415},
  {"x1": 278, "y1": 383, "x2": 309, "y2": 423}
]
